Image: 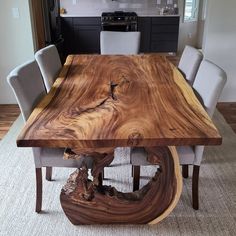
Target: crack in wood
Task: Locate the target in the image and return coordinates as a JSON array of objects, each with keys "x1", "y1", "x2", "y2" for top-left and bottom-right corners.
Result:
[
  {"x1": 71, "y1": 78, "x2": 128, "y2": 118},
  {"x1": 73, "y1": 78, "x2": 130, "y2": 118},
  {"x1": 110, "y1": 81, "x2": 118, "y2": 101}
]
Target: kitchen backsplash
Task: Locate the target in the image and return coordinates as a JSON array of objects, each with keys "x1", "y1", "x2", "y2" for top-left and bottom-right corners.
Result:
[{"x1": 60, "y1": 0, "x2": 178, "y2": 16}]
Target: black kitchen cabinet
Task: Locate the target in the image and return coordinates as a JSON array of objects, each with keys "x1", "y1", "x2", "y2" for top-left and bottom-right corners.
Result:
[
  {"x1": 138, "y1": 16, "x2": 179, "y2": 53},
  {"x1": 73, "y1": 25, "x2": 101, "y2": 53},
  {"x1": 61, "y1": 17, "x2": 74, "y2": 56},
  {"x1": 138, "y1": 17, "x2": 151, "y2": 53},
  {"x1": 61, "y1": 17, "x2": 101, "y2": 55},
  {"x1": 150, "y1": 16, "x2": 179, "y2": 53},
  {"x1": 61, "y1": 16, "x2": 179, "y2": 55}
]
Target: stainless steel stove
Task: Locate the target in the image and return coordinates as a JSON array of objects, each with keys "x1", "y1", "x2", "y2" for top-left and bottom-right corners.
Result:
[{"x1": 101, "y1": 11, "x2": 138, "y2": 32}]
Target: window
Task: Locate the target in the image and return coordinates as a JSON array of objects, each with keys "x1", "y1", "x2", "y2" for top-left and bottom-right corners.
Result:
[{"x1": 184, "y1": 0, "x2": 199, "y2": 22}]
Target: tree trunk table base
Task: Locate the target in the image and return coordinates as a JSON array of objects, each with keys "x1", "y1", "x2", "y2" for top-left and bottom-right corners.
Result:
[{"x1": 60, "y1": 146, "x2": 182, "y2": 225}]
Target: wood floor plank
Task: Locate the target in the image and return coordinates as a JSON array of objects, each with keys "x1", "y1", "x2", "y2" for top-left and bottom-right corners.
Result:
[
  {"x1": 217, "y1": 102, "x2": 236, "y2": 133},
  {"x1": 0, "y1": 104, "x2": 20, "y2": 140}
]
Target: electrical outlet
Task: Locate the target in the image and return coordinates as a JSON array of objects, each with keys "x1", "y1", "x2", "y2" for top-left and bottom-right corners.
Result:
[{"x1": 72, "y1": 0, "x2": 77, "y2": 5}]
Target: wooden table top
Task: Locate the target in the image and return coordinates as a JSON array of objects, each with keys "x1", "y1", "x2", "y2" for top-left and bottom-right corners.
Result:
[{"x1": 17, "y1": 54, "x2": 222, "y2": 148}]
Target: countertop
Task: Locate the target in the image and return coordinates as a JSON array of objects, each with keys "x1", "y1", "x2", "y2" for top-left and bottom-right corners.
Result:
[{"x1": 61, "y1": 14, "x2": 180, "y2": 17}]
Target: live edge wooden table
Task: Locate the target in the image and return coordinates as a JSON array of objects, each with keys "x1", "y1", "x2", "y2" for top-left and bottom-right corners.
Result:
[{"x1": 17, "y1": 54, "x2": 221, "y2": 225}]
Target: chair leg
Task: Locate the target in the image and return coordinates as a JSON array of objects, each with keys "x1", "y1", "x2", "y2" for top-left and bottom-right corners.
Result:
[
  {"x1": 46, "y1": 167, "x2": 52, "y2": 181},
  {"x1": 192, "y1": 165, "x2": 200, "y2": 210},
  {"x1": 133, "y1": 165, "x2": 140, "y2": 192},
  {"x1": 35, "y1": 168, "x2": 42, "y2": 213},
  {"x1": 182, "y1": 165, "x2": 189, "y2": 178},
  {"x1": 98, "y1": 171, "x2": 103, "y2": 186}
]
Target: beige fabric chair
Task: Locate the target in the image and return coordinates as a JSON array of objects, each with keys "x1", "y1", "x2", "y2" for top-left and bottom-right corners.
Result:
[
  {"x1": 35, "y1": 44, "x2": 62, "y2": 92},
  {"x1": 178, "y1": 45, "x2": 203, "y2": 86},
  {"x1": 100, "y1": 31, "x2": 141, "y2": 55},
  {"x1": 131, "y1": 59, "x2": 227, "y2": 210},
  {"x1": 7, "y1": 60, "x2": 93, "y2": 213}
]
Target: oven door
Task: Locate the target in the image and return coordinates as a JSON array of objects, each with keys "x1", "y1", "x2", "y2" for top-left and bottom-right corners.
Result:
[{"x1": 102, "y1": 22, "x2": 134, "y2": 32}]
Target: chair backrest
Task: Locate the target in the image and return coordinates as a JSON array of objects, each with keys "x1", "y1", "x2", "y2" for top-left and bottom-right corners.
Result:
[
  {"x1": 178, "y1": 45, "x2": 203, "y2": 85},
  {"x1": 7, "y1": 60, "x2": 46, "y2": 122},
  {"x1": 35, "y1": 44, "x2": 62, "y2": 92},
  {"x1": 193, "y1": 60, "x2": 227, "y2": 118},
  {"x1": 100, "y1": 31, "x2": 141, "y2": 55}
]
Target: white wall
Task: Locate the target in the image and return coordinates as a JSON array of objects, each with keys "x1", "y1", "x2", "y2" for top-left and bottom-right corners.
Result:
[
  {"x1": 203, "y1": 0, "x2": 236, "y2": 102},
  {"x1": 0, "y1": 0, "x2": 35, "y2": 104},
  {"x1": 178, "y1": 0, "x2": 205, "y2": 54},
  {"x1": 196, "y1": 0, "x2": 207, "y2": 48}
]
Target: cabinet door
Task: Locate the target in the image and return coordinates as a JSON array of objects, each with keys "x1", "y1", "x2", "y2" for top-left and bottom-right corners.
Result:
[
  {"x1": 138, "y1": 17, "x2": 151, "y2": 53},
  {"x1": 73, "y1": 17, "x2": 101, "y2": 54},
  {"x1": 61, "y1": 17, "x2": 74, "y2": 56},
  {"x1": 61, "y1": 17, "x2": 101, "y2": 54},
  {"x1": 74, "y1": 25, "x2": 101, "y2": 53},
  {"x1": 151, "y1": 17, "x2": 180, "y2": 53},
  {"x1": 151, "y1": 41, "x2": 179, "y2": 52}
]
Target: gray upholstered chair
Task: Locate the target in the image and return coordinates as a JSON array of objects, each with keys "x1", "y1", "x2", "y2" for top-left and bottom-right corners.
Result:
[
  {"x1": 35, "y1": 44, "x2": 62, "y2": 92},
  {"x1": 7, "y1": 60, "x2": 93, "y2": 213},
  {"x1": 131, "y1": 59, "x2": 227, "y2": 210},
  {"x1": 178, "y1": 45, "x2": 203, "y2": 86},
  {"x1": 100, "y1": 31, "x2": 141, "y2": 55}
]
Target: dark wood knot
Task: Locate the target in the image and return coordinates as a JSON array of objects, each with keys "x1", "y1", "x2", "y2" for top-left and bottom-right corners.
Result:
[{"x1": 127, "y1": 132, "x2": 143, "y2": 146}]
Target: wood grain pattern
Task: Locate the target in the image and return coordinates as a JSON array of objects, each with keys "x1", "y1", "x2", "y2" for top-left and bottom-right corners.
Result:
[
  {"x1": 0, "y1": 105, "x2": 20, "y2": 140},
  {"x1": 17, "y1": 54, "x2": 221, "y2": 148},
  {"x1": 217, "y1": 102, "x2": 236, "y2": 134},
  {"x1": 60, "y1": 146, "x2": 182, "y2": 225}
]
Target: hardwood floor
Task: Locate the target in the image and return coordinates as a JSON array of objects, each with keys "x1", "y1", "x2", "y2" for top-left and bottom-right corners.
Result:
[
  {"x1": 0, "y1": 104, "x2": 20, "y2": 140},
  {"x1": 217, "y1": 103, "x2": 236, "y2": 133}
]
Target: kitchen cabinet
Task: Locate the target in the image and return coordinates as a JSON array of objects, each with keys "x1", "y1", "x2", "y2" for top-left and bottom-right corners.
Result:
[
  {"x1": 150, "y1": 17, "x2": 179, "y2": 53},
  {"x1": 138, "y1": 16, "x2": 180, "y2": 53},
  {"x1": 137, "y1": 17, "x2": 151, "y2": 53},
  {"x1": 61, "y1": 17, "x2": 101, "y2": 55},
  {"x1": 61, "y1": 17, "x2": 74, "y2": 55},
  {"x1": 61, "y1": 16, "x2": 179, "y2": 55}
]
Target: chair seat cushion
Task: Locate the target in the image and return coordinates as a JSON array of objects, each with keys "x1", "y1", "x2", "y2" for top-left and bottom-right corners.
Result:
[
  {"x1": 176, "y1": 146, "x2": 195, "y2": 165},
  {"x1": 130, "y1": 147, "x2": 149, "y2": 166},
  {"x1": 130, "y1": 146, "x2": 195, "y2": 166},
  {"x1": 37, "y1": 148, "x2": 93, "y2": 168}
]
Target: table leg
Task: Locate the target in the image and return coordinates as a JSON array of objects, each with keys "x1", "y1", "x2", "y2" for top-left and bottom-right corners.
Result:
[{"x1": 60, "y1": 146, "x2": 182, "y2": 225}]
